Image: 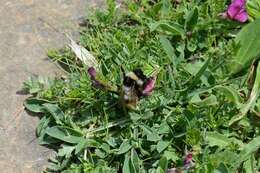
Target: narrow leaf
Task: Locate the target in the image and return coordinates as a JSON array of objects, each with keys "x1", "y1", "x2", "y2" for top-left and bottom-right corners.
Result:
[
  {"x1": 186, "y1": 57, "x2": 211, "y2": 90},
  {"x1": 149, "y1": 21, "x2": 185, "y2": 36},
  {"x1": 130, "y1": 149, "x2": 140, "y2": 173},
  {"x1": 46, "y1": 126, "x2": 83, "y2": 144},
  {"x1": 159, "y1": 35, "x2": 177, "y2": 66},
  {"x1": 229, "y1": 61, "x2": 260, "y2": 125},
  {"x1": 123, "y1": 154, "x2": 131, "y2": 173}
]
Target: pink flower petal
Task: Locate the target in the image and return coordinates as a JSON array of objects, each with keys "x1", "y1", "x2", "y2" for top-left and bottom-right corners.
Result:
[
  {"x1": 227, "y1": 5, "x2": 242, "y2": 18},
  {"x1": 142, "y1": 77, "x2": 156, "y2": 96},
  {"x1": 184, "y1": 153, "x2": 193, "y2": 165},
  {"x1": 87, "y1": 67, "x2": 106, "y2": 89},
  {"x1": 226, "y1": 0, "x2": 248, "y2": 22},
  {"x1": 233, "y1": 9, "x2": 248, "y2": 22},
  {"x1": 87, "y1": 67, "x2": 97, "y2": 78},
  {"x1": 232, "y1": 0, "x2": 246, "y2": 7}
]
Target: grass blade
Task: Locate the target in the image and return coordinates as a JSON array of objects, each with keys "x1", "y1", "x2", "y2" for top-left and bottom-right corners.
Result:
[{"x1": 186, "y1": 57, "x2": 211, "y2": 90}]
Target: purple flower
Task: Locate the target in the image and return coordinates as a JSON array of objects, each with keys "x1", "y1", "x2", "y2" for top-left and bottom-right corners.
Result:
[
  {"x1": 142, "y1": 77, "x2": 156, "y2": 96},
  {"x1": 225, "y1": 0, "x2": 248, "y2": 23},
  {"x1": 87, "y1": 67, "x2": 105, "y2": 89},
  {"x1": 167, "y1": 152, "x2": 195, "y2": 173},
  {"x1": 88, "y1": 67, "x2": 97, "y2": 79},
  {"x1": 183, "y1": 153, "x2": 195, "y2": 170}
]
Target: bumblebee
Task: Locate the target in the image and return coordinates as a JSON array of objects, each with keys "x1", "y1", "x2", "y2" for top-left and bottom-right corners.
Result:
[
  {"x1": 88, "y1": 67, "x2": 158, "y2": 110},
  {"x1": 121, "y1": 68, "x2": 152, "y2": 109}
]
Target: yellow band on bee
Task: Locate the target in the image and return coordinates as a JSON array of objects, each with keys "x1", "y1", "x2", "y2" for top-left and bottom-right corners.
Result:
[{"x1": 126, "y1": 72, "x2": 139, "y2": 81}]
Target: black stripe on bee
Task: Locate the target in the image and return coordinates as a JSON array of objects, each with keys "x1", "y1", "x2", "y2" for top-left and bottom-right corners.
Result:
[{"x1": 123, "y1": 68, "x2": 149, "y2": 100}]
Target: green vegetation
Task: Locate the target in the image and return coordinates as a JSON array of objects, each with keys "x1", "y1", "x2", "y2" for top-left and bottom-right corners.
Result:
[{"x1": 23, "y1": 0, "x2": 260, "y2": 172}]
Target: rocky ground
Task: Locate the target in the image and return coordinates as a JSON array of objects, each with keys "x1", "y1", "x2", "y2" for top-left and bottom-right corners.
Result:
[{"x1": 0, "y1": 0, "x2": 101, "y2": 172}]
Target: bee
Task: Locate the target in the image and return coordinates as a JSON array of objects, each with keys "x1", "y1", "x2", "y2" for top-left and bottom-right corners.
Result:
[
  {"x1": 88, "y1": 66, "x2": 158, "y2": 110},
  {"x1": 120, "y1": 68, "x2": 154, "y2": 109}
]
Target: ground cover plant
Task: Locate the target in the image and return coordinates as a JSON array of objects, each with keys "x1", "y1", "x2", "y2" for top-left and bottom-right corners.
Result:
[{"x1": 23, "y1": 0, "x2": 260, "y2": 172}]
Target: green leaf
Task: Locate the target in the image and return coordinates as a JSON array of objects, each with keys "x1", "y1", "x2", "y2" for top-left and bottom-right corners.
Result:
[
  {"x1": 214, "y1": 86, "x2": 242, "y2": 107},
  {"x1": 149, "y1": 2, "x2": 163, "y2": 17},
  {"x1": 158, "y1": 121, "x2": 170, "y2": 134},
  {"x1": 186, "y1": 128, "x2": 202, "y2": 145},
  {"x1": 190, "y1": 94, "x2": 218, "y2": 107},
  {"x1": 160, "y1": 0, "x2": 171, "y2": 17},
  {"x1": 156, "y1": 156, "x2": 168, "y2": 173},
  {"x1": 95, "y1": 148, "x2": 106, "y2": 158},
  {"x1": 211, "y1": 150, "x2": 239, "y2": 167},
  {"x1": 117, "y1": 140, "x2": 132, "y2": 155},
  {"x1": 43, "y1": 103, "x2": 65, "y2": 125},
  {"x1": 58, "y1": 145, "x2": 75, "y2": 158},
  {"x1": 24, "y1": 98, "x2": 47, "y2": 113},
  {"x1": 106, "y1": 137, "x2": 118, "y2": 148},
  {"x1": 185, "y1": 60, "x2": 204, "y2": 74},
  {"x1": 164, "y1": 150, "x2": 179, "y2": 162},
  {"x1": 36, "y1": 116, "x2": 54, "y2": 145},
  {"x1": 214, "y1": 163, "x2": 229, "y2": 173},
  {"x1": 185, "y1": 7, "x2": 199, "y2": 30},
  {"x1": 149, "y1": 21, "x2": 185, "y2": 36},
  {"x1": 229, "y1": 62, "x2": 260, "y2": 125},
  {"x1": 46, "y1": 126, "x2": 83, "y2": 144},
  {"x1": 186, "y1": 57, "x2": 211, "y2": 90},
  {"x1": 130, "y1": 149, "x2": 140, "y2": 173},
  {"x1": 229, "y1": 19, "x2": 260, "y2": 74},
  {"x1": 159, "y1": 36, "x2": 177, "y2": 66},
  {"x1": 122, "y1": 150, "x2": 139, "y2": 173},
  {"x1": 232, "y1": 136, "x2": 260, "y2": 169},
  {"x1": 36, "y1": 116, "x2": 50, "y2": 137},
  {"x1": 156, "y1": 167, "x2": 164, "y2": 173},
  {"x1": 243, "y1": 155, "x2": 255, "y2": 173},
  {"x1": 140, "y1": 125, "x2": 161, "y2": 142},
  {"x1": 23, "y1": 76, "x2": 42, "y2": 94},
  {"x1": 123, "y1": 154, "x2": 131, "y2": 173},
  {"x1": 75, "y1": 139, "x2": 87, "y2": 154},
  {"x1": 206, "y1": 132, "x2": 231, "y2": 148},
  {"x1": 156, "y1": 141, "x2": 170, "y2": 153}
]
